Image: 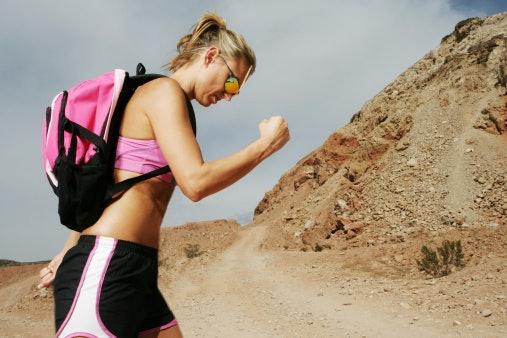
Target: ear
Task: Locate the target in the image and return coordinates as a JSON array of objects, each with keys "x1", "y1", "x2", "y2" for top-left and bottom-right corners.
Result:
[{"x1": 203, "y1": 46, "x2": 220, "y2": 67}]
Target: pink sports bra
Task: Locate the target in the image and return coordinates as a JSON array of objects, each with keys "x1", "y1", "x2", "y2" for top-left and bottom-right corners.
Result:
[{"x1": 114, "y1": 135, "x2": 176, "y2": 185}]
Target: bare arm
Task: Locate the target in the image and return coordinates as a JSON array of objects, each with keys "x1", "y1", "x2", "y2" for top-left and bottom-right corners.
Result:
[
  {"x1": 143, "y1": 78, "x2": 289, "y2": 201},
  {"x1": 62, "y1": 230, "x2": 80, "y2": 250},
  {"x1": 194, "y1": 138, "x2": 269, "y2": 199},
  {"x1": 37, "y1": 230, "x2": 80, "y2": 289}
]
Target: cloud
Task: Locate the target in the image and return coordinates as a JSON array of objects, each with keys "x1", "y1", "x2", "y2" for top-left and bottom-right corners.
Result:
[
  {"x1": 449, "y1": 0, "x2": 507, "y2": 16},
  {"x1": 0, "y1": 0, "x2": 483, "y2": 261}
]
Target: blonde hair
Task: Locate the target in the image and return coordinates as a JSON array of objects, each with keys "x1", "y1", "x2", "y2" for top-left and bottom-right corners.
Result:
[{"x1": 164, "y1": 11, "x2": 256, "y2": 77}]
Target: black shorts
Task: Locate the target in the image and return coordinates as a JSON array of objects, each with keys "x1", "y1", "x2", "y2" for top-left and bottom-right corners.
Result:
[{"x1": 53, "y1": 234, "x2": 177, "y2": 337}]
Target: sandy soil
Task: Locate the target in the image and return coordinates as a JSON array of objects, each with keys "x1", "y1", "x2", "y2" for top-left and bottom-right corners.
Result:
[
  {"x1": 0, "y1": 223, "x2": 505, "y2": 337},
  {"x1": 164, "y1": 223, "x2": 506, "y2": 338}
]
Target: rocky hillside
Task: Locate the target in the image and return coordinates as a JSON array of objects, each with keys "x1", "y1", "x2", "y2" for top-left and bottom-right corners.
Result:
[{"x1": 252, "y1": 12, "x2": 507, "y2": 254}]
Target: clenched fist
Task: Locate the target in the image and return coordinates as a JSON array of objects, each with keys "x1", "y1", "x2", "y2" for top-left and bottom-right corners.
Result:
[{"x1": 258, "y1": 116, "x2": 290, "y2": 159}]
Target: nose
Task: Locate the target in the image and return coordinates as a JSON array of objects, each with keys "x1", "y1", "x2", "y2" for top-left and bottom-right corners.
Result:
[{"x1": 223, "y1": 92, "x2": 233, "y2": 102}]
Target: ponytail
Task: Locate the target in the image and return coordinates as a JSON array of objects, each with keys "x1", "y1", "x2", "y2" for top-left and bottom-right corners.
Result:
[{"x1": 164, "y1": 11, "x2": 256, "y2": 76}]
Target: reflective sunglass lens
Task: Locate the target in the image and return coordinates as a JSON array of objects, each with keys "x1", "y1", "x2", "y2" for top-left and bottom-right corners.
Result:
[{"x1": 225, "y1": 76, "x2": 240, "y2": 94}]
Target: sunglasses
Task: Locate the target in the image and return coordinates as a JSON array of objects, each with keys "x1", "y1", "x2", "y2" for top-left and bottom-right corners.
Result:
[{"x1": 218, "y1": 55, "x2": 252, "y2": 96}]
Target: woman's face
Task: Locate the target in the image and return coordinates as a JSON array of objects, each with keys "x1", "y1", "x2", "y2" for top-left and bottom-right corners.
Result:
[{"x1": 195, "y1": 47, "x2": 251, "y2": 107}]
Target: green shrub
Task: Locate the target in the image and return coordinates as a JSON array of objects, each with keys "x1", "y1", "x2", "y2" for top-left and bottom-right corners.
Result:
[
  {"x1": 184, "y1": 243, "x2": 204, "y2": 259},
  {"x1": 416, "y1": 239, "x2": 465, "y2": 277}
]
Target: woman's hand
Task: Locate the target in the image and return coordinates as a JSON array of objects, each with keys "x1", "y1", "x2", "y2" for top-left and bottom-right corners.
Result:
[
  {"x1": 37, "y1": 250, "x2": 65, "y2": 289},
  {"x1": 258, "y1": 116, "x2": 290, "y2": 159}
]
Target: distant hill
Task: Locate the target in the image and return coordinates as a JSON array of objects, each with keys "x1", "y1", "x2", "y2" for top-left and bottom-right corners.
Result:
[{"x1": 0, "y1": 259, "x2": 49, "y2": 267}]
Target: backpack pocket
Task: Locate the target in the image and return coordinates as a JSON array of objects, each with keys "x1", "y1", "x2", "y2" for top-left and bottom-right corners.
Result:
[{"x1": 56, "y1": 145, "x2": 109, "y2": 232}]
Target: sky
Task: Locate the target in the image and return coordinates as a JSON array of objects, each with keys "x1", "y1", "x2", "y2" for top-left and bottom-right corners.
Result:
[{"x1": 1, "y1": 0, "x2": 506, "y2": 262}]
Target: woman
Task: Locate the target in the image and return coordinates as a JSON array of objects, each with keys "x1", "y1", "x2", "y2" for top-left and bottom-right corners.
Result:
[{"x1": 37, "y1": 11, "x2": 289, "y2": 338}]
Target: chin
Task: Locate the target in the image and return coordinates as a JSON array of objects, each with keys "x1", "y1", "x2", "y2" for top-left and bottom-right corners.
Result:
[{"x1": 194, "y1": 96, "x2": 209, "y2": 107}]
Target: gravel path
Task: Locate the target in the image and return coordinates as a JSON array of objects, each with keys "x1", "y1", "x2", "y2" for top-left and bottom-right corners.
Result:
[{"x1": 164, "y1": 224, "x2": 472, "y2": 338}]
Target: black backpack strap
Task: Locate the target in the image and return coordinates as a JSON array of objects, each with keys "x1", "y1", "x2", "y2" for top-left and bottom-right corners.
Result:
[
  {"x1": 104, "y1": 165, "x2": 171, "y2": 201},
  {"x1": 184, "y1": 92, "x2": 197, "y2": 136},
  {"x1": 129, "y1": 73, "x2": 167, "y2": 89},
  {"x1": 57, "y1": 91, "x2": 69, "y2": 154},
  {"x1": 64, "y1": 119, "x2": 107, "y2": 151}
]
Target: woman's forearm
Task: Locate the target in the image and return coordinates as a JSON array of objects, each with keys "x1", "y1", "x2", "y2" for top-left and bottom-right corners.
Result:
[{"x1": 194, "y1": 138, "x2": 269, "y2": 201}]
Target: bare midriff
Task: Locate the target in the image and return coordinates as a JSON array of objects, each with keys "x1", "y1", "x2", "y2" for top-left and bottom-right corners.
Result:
[{"x1": 80, "y1": 169, "x2": 175, "y2": 249}]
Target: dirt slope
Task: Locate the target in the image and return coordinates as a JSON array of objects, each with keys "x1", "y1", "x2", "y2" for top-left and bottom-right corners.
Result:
[{"x1": 252, "y1": 13, "x2": 507, "y2": 253}]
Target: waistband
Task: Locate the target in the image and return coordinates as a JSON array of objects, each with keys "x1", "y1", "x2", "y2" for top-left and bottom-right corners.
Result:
[{"x1": 78, "y1": 234, "x2": 158, "y2": 259}]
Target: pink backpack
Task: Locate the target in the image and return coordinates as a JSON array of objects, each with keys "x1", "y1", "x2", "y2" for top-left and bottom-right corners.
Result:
[{"x1": 41, "y1": 63, "x2": 196, "y2": 231}]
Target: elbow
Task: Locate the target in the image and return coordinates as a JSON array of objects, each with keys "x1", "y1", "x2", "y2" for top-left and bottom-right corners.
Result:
[
  {"x1": 188, "y1": 189, "x2": 202, "y2": 202},
  {"x1": 181, "y1": 180, "x2": 203, "y2": 202},
  {"x1": 177, "y1": 164, "x2": 206, "y2": 202}
]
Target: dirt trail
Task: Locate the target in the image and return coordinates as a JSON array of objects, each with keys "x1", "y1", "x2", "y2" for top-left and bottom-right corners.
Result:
[
  {"x1": 0, "y1": 223, "x2": 505, "y2": 337},
  {"x1": 163, "y1": 224, "x2": 468, "y2": 338}
]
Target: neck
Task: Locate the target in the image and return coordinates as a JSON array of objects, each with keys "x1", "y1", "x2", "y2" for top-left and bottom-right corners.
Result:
[{"x1": 169, "y1": 64, "x2": 196, "y2": 100}]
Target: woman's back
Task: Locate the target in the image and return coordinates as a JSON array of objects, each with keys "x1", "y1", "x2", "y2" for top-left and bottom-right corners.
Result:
[{"x1": 81, "y1": 79, "x2": 177, "y2": 249}]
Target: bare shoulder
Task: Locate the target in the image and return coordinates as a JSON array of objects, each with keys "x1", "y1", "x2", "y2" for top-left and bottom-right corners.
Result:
[
  {"x1": 136, "y1": 77, "x2": 203, "y2": 201},
  {"x1": 139, "y1": 77, "x2": 191, "y2": 129},
  {"x1": 121, "y1": 77, "x2": 189, "y2": 139},
  {"x1": 139, "y1": 77, "x2": 186, "y2": 108}
]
